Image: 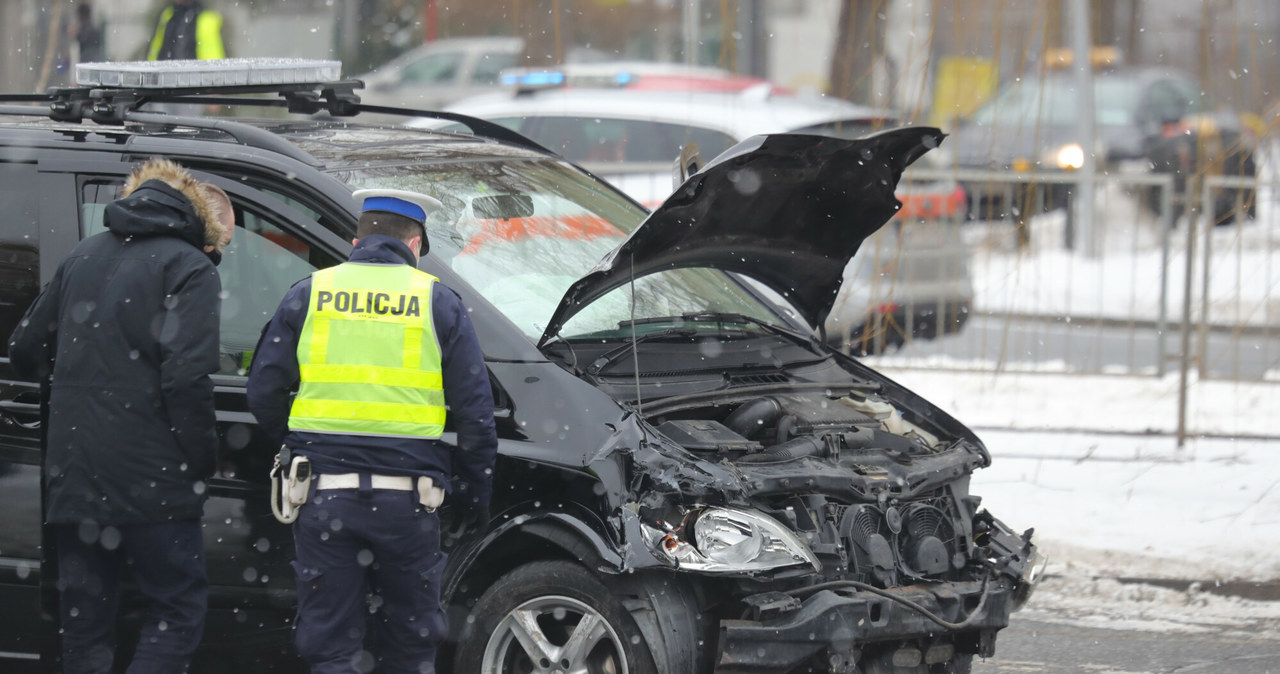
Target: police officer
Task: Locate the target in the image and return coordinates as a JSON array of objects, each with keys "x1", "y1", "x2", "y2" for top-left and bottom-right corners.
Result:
[
  {"x1": 246, "y1": 189, "x2": 497, "y2": 674},
  {"x1": 147, "y1": 0, "x2": 226, "y2": 61}
]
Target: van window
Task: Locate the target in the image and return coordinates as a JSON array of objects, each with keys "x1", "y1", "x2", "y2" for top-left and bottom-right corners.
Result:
[
  {"x1": 524, "y1": 117, "x2": 738, "y2": 164},
  {"x1": 0, "y1": 163, "x2": 40, "y2": 358}
]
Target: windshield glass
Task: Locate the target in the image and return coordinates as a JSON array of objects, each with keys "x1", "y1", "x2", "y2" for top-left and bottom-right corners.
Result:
[
  {"x1": 331, "y1": 158, "x2": 783, "y2": 339},
  {"x1": 972, "y1": 76, "x2": 1139, "y2": 127}
]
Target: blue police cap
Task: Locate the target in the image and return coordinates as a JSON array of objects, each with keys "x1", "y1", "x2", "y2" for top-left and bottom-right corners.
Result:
[{"x1": 352, "y1": 188, "x2": 443, "y2": 223}]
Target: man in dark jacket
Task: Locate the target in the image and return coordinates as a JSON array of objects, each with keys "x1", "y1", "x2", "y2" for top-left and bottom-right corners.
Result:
[
  {"x1": 8, "y1": 157, "x2": 230, "y2": 674},
  {"x1": 246, "y1": 189, "x2": 497, "y2": 674}
]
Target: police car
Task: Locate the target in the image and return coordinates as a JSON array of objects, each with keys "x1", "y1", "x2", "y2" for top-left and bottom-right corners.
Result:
[{"x1": 0, "y1": 58, "x2": 1040, "y2": 673}]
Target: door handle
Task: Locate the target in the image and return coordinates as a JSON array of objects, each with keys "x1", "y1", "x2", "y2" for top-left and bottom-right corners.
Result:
[{"x1": 0, "y1": 398, "x2": 41, "y2": 430}]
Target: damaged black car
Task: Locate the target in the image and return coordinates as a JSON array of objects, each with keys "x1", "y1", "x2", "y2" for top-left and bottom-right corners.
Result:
[
  {"x1": 440, "y1": 130, "x2": 1042, "y2": 674},
  {"x1": 0, "y1": 68, "x2": 1038, "y2": 674}
]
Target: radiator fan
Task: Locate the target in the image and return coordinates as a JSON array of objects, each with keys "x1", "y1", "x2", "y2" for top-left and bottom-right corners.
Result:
[
  {"x1": 839, "y1": 505, "x2": 898, "y2": 587},
  {"x1": 892, "y1": 502, "x2": 959, "y2": 580}
]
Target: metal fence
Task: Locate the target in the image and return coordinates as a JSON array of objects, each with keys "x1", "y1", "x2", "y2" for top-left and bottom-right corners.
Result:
[{"x1": 847, "y1": 163, "x2": 1280, "y2": 441}]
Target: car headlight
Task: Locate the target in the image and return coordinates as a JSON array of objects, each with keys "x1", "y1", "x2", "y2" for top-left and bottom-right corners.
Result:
[
  {"x1": 642, "y1": 507, "x2": 821, "y2": 574},
  {"x1": 1011, "y1": 550, "x2": 1048, "y2": 612},
  {"x1": 1055, "y1": 143, "x2": 1086, "y2": 171}
]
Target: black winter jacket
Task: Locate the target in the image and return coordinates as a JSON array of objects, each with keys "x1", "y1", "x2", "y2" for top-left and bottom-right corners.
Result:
[{"x1": 8, "y1": 164, "x2": 224, "y2": 525}]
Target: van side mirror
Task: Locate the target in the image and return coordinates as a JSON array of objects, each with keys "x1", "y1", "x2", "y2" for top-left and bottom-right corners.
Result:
[{"x1": 673, "y1": 142, "x2": 702, "y2": 190}]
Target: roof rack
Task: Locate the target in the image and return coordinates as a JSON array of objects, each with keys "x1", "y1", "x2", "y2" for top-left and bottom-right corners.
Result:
[{"x1": 0, "y1": 58, "x2": 547, "y2": 154}]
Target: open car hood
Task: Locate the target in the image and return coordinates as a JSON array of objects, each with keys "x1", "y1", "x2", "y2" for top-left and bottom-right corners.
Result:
[{"x1": 538, "y1": 127, "x2": 944, "y2": 346}]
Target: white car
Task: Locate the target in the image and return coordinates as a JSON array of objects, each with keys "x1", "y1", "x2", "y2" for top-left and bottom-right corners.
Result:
[
  {"x1": 413, "y1": 85, "x2": 973, "y2": 353},
  {"x1": 354, "y1": 36, "x2": 524, "y2": 111}
]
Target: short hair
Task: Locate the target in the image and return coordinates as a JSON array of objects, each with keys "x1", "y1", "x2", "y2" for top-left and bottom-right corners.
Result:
[
  {"x1": 357, "y1": 210, "x2": 427, "y2": 251},
  {"x1": 200, "y1": 183, "x2": 231, "y2": 222}
]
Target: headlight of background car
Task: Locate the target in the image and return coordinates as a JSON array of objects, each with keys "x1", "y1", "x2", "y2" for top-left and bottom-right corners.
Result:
[
  {"x1": 1054, "y1": 143, "x2": 1086, "y2": 171},
  {"x1": 642, "y1": 507, "x2": 821, "y2": 574}
]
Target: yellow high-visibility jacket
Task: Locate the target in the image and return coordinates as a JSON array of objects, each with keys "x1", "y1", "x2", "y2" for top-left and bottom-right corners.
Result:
[
  {"x1": 147, "y1": 7, "x2": 226, "y2": 61},
  {"x1": 288, "y1": 263, "x2": 447, "y2": 439}
]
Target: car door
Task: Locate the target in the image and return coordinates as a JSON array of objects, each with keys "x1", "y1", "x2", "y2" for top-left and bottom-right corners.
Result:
[
  {"x1": 70, "y1": 166, "x2": 348, "y2": 671},
  {"x1": 0, "y1": 157, "x2": 67, "y2": 673}
]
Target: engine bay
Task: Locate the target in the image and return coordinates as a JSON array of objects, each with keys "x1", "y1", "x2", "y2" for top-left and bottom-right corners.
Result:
[{"x1": 639, "y1": 389, "x2": 1020, "y2": 589}]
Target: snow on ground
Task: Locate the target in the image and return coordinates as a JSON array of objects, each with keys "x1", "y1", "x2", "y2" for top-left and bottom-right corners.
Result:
[
  {"x1": 877, "y1": 366, "x2": 1280, "y2": 583},
  {"x1": 872, "y1": 365, "x2": 1280, "y2": 437},
  {"x1": 1018, "y1": 573, "x2": 1280, "y2": 636},
  {"x1": 871, "y1": 367, "x2": 1280, "y2": 630}
]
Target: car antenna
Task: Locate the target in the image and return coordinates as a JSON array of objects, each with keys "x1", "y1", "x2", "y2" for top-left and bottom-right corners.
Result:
[{"x1": 628, "y1": 249, "x2": 645, "y2": 417}]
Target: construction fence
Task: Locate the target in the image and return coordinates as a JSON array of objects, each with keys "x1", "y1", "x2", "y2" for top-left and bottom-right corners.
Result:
[{"x1": 843, "y1": 157, "x2": 1280, "y2": 442}]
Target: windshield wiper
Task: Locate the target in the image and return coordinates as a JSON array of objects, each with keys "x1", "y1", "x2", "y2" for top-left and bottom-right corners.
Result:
[
  {"x1": 584, "y1": 327, "x2": 699, "y2": 376},
  {"x1": 622, "y1": 312, "x2": 822, "y2": 350}
]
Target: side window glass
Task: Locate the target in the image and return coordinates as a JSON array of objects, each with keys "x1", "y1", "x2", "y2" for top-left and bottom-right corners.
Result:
[
  {"x1": 526, "y1": 117, "x2": 594, "y2": 161},
  {"x1": 665, "y1": 124, "x2": 737, "y2": 162},
  {"x1": 401, "y1": 52, "x2": 464, "y2": 85},
  {"x1": 1147, "y1": 81, "x2": 1189, "y2": 124},
  {"x1": 528, "y1": 117, "x2": 642, "y2": 163},
  {"x1": 471, "y1": 51, "x2": 517, "y2": 85},
  {"x1": 0, "y1": 164, "x2": 40, "y2": 359},
  {"x1": 81, "y1": 181, "x2": 118, "y2": 237},
  {"x1": 219, "y1": 205, "x2": 340, "y2": 375},
  {"x1": 523, "y1": 117, "x2": 738, "y2": 164},
  {"x1": 488, "y1": 117, "x2": 525, "y2": 132},
  {"x1": 582, "y1": 119, "x2": 638, "y2": 162},
  {"x1": 1173, "y1": 79, "x2": 1204, "y2": 114}
]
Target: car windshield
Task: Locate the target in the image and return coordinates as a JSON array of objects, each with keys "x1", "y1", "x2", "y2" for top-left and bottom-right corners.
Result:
[
  {"x1": 332, "y1": 158, "x2": 784, "y2": 340},
  {"x1": 972, "y1": 75, "x2": 1140, "y2": 127}
]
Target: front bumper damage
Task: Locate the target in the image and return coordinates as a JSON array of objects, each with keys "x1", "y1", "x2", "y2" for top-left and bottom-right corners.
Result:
[{"x1": 716, "y1": 579, "x2": 1018, "y2": 673}]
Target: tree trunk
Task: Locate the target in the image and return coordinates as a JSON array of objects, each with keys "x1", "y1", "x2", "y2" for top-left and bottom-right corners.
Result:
[{"x1": 828, "y1": 0, "x2": 887, "y2": 103}]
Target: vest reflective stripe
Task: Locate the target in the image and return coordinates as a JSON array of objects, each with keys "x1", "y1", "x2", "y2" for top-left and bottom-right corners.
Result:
[
  {"x1": 290, "y1": 399, "x2": 447, "y2": 431},
  {"x1": 290, "y1": 263, "x2": 445, "y2": 439},
  {"x1": 298, "y1": 364, "x2": 443, "y2": 391}
]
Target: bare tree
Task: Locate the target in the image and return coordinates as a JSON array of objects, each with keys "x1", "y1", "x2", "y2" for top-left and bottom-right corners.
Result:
[{"x1": 828, "y1": 0, "x2": 887, "y2": 103}]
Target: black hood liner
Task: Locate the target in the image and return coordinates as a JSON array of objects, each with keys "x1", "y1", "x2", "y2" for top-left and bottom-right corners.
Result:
[{"x1": 539, "y1": 127, "x2": 944, "y2": 346}]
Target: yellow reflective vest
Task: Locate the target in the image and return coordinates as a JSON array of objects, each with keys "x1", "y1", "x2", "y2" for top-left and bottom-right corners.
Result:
[
  {"x1": 288, "y1": 263, "x2": 446, "y2": 439},
  {"x1": 147, "y1": 7, "x2": 226, "y2": 61}
]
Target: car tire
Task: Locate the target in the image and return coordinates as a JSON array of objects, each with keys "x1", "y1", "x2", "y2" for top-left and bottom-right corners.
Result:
[{"x1": 453, "y1": 560, "x2": 658, "y2": 674}]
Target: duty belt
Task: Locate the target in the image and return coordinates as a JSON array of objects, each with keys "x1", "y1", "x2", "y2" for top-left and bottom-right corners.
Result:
[{"x1": 317, "y1": 472, "x2": 446, "y2": 511}]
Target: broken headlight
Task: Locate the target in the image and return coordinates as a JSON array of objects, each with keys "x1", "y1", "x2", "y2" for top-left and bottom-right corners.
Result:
[
  {"x1": 1011, "y1": 549, "x2": 1048, "y2": 612},
  {"x1": 644, "y1": 507, "x2": 821, "y2": 574}
]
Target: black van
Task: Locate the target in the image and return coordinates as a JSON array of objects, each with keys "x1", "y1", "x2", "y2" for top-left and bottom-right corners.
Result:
[{"x1": 0, "y1": 60, "x2": 1040, "y2": 674}]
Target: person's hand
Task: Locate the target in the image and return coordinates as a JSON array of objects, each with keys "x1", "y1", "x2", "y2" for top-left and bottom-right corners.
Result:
[{"x1": 444, "y1": 506, "x2": 489, "y2": 548}]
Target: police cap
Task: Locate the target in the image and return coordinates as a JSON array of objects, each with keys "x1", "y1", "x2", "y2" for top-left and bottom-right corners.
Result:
[{"x1": 352, "y1": 188, "x2": 443, "y2": 223}]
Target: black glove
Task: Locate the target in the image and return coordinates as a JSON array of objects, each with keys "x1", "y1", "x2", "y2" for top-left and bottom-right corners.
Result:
[{"x1": 445, "y1": 506, "x2": 489, "y2": 548}]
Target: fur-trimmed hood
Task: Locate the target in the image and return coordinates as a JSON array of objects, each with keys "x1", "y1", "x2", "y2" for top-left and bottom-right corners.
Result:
[{"x1": 105, "y1": 158, "x2": 226, "y2": 253}]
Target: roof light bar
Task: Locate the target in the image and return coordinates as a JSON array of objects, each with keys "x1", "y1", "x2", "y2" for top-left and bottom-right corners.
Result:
[
  {"x1": 501, "y1": 70, "x2": 566, "y2": 89},
  {"x1": 76, "y1": 58, "x2": 342, "y2": 89},
  {"x1": 501, "y1": 68, "x2": 639, "y2": 93}
]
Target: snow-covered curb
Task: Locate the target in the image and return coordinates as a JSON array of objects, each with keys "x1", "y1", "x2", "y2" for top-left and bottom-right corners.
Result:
[{"x1": 875, "y1": 365, "x2": 1280, "y2": 437}]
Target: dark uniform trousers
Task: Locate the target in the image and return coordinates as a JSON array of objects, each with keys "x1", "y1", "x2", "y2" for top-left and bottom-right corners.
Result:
[
  {"x1": 292, "y1": 481, "x2": 448, "y2": 674},
  {"x1": 54, "y1": 520, "x2": 208, "y2": 674}
]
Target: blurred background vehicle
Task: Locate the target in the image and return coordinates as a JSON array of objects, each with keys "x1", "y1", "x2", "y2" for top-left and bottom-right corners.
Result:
[
  {"x1": 353, "y1": 36, "x2": 524, "y2": 110},
  {"x1": 500, "y1": 60, "x2": 789, "y2": 94},
  {"x1": 948, "y1": 49, "x2": 1260, "y2": 222},
  {"x1": 420, "y1": 76, "x2": 973, "y2": 353}
]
